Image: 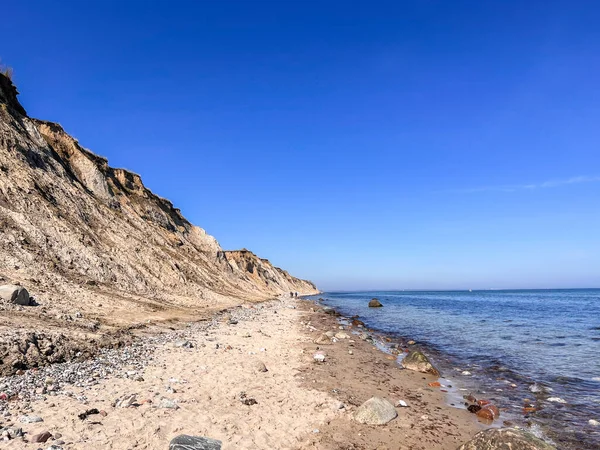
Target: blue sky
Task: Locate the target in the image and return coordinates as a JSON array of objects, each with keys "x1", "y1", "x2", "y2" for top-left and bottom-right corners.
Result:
[{"x1": 2, "y1": 1, "x2": 600, "y2": 290}]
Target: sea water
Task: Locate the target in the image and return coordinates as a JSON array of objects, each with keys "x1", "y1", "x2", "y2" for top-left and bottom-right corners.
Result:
[{"x1": 307, "y1": 289, "x2": 600, "y2": 449}]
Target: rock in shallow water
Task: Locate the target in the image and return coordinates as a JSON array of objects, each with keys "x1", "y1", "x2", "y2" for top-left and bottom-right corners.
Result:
[
  {"x1": 368, "y1": 298, "x2": 383, "y2": 307},
  {"x1": 401, "y1": 350, "x2": 440, "y2": 376},
  {"x1": 457, "y1": 428, "x2": 556, "y2": 450},
  {"x1": 353, "y1": 397, "x2": 397, "y2": 425},
  {"x1": 169, "y1": 434, "x2": 222, "y2": 450}
]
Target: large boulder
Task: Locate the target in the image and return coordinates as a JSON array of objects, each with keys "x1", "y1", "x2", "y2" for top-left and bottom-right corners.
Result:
[
  {"x1": 457, "y1": 428, "x2": 556, "y2": 450},
  {"x1": 401, "y1": 350, "x2": 440, "y2": 376},
  {"x1": 353, "y1": 397, "x2": 397, "y2": 425},
  {"x1": 169, "y1": 434, "x2": 222, "y2": 450},
  {"x1": 368, "y1": 298, "x2": 383, "y2": 307},
  {"x1": 0, "y1": 285, "x2": 30, "y2": 306}
]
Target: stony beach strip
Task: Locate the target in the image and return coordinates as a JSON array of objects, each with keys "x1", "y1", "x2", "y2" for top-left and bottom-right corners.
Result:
[{"x1": 0, "y1": 297, "x2": 557, "y2": 449}]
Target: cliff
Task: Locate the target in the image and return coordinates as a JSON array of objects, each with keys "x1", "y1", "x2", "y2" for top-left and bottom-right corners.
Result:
[{"x1": 0, "y1": 72, "x2": 317, "y2": 369}]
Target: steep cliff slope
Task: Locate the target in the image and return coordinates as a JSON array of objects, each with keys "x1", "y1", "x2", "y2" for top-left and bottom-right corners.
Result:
[{"x1": 0, "y1": 73, "x2": 317, "y2": 372}]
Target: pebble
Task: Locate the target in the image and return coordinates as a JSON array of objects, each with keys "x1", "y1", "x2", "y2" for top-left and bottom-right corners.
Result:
[
  {"x1": 31, "y1": 431, "x2": 52, "y2": 443},
  {"x1": 19, "y1": 415, "x2": 43, "y2": 423},
  {"x1": 313, "y1": 352, "x2": 326, "y2": 363},
  {"x1": 589, "y1": 419, "x2": 599, "y2": 426},
  {"x1": 547, "y1": 397, "x2": 567, "y2": 404},
  {"x1": 115, "y1": 394, "x2": 137, "y2": 408},
  {"x1": 254, "y1": 361, "x2": 268, "y2": 373},
  {"x1": 397, "y1": 400, "x2": 408, "y2": 407},
  {"x1": 156, "y1": 397, "x2": 179, "y2": 409}
]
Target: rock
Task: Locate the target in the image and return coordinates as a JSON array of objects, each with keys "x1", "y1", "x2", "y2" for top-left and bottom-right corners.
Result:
[
  {"x1": 2, "y1": 427, "x2": 23, "y2": 439},
  {"x1": 156, "y1": 397, "x2": 179, "y2": 409},
  {"x1": 254, "y1": 361, "x2": 268, "y2": 373},
  {"x1": 589, "y1": 419, "x2": 599, "y2": 426},
  {"x1": 547, "y1": 397, "x2": 567, "y2": 403},
  {"x1": 115, "y1": 394, "x2": 137, "y2": 408},
  {"x1": 467, "y1": 404, "x2": 481, "y2": 413},
  {"x1": 174, "y1": 340, "x2": 193, "y2": 349},
  {"x1": 19, "y1": 415, "x2": 43, "y2": 423},
  {"x1": 238, "y1": 391, "x2": 257, "y2": 406},
  {"x1": 335, "y1": 332, "x2": 350, "y2": 339},
  {"x1": 351, "y1": 319, "x2": 365, "y2": 327},
  {"x1": 322, "y1": 306, "x2": 338, "y2": 315},
  {"x1": 353, "y1": 397, "x2": 398, "y2": 425},
  {"x1": 0, "y1": 285, "x2": 30, "y2": 305},
  {"x1": 368, "y1": 298, "x2": 383, "y2": 307},
  {"x1": 397, "y1": 400, "x2": 408, "y2": 407},
  {"x1": 314, "y1": 333, "x2": 332, "y2": 345},
  {"x1": 457, "y1": 428, "x2": 556, "y2": 450},
  {"x1": 401, "y1": 351, "x2": 440, "y2": 376},
  {"x1": 31, "y1": 431, "x2": 52, "y2": 443},
  {"x1": 78, "y1": 408, "x2": 100, "y2": 420},
  {"x1": 476, "y1": 404, "x2": 500, "y2": 421},
  {"x1": 46, "y1": 446, "x2": 64, "y2": 450},
  {"x1": 169, "y1": 434, "x2": 222, "y2": 450},
  {"x1": 313, "y1": 351, "x2": 326, "y2": 363}
]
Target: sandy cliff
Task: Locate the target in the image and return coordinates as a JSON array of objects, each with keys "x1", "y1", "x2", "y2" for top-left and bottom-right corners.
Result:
[{"x1": 0, "y1": 73, "x2": 317, "y2": 373}]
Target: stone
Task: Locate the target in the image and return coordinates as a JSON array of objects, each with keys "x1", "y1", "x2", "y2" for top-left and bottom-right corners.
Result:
[
  {"x1": 313, "y1": 351, "x2": 326, "y2": 363},
  {"x1": 0, "y1": 285, "x2": 30, "y2": 305},
  {"x1": 401, "y1": 351, "x2": 440, "y2": 376},
  {"x1": 476, "y1": 404, "x2": 500, "y2": 421},
  {"x1": 335, "y1": 332, "x2": 350, "y2": 339},
  {"x1": 174, "y1": 340, "x2": 193, "y2": 349},
  {"x1": 397, "y1": 400, "x2": 408, "y2": 407},
  {"x1": 169, "y1": 434, "x2": 222, "y2": 450},
  {"x1": 314, "y1": 334, "x2": 332, "y2": 345},
  {"x1": 353, "y1": 397, "x2": 398, "y2": 425},
  {"x1": 115, "y1": 394, "x2": 137, "y2": 408},
  {"x1": 46, "y1": 446, "x2": 63, "y2": 450},
  {"x1": 19, "y1": 415, "x2": 43, "y2": 423},
  {"x1": 31, "y1": 431, "x2": 52, "y2": 443},
  {"x1": 238, "y1": 391, "x2": 258, "y2": 406},
  {"x1": 254, "y1": 361, "x2": 268, "y2": 373},
  {"x1": 589, "y1": 419, "x2": 599, "y2": 426},
  {"x1": 368, "y1": 298, "x2": 383, "y2": 307},
  {"x1": 457, "y1": 428, "x2": 556, "y2": 450},
  {"x1": 156, "y1": 397, "x2": 179, "y2": 409}
]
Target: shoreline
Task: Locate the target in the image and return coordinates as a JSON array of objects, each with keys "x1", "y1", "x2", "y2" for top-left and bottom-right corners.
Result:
[
  {"x1": 307, "y1": 295, "x2": 591, "y2": 449},
  {"x1": 0, "y1": 296, "x2": 528, "y2": 449},
  {"x1": 295, "y1": 298, "x2": 482, "y2": 449}
]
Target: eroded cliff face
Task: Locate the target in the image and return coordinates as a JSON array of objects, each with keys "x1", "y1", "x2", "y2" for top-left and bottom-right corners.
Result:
[{"x1": 0, "y1": 73, "x2": 318, "y2": 319}]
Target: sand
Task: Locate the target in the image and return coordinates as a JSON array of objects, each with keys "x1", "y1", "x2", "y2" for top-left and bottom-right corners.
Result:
[{"x1": 1, "y1": 298, "x2": 482, "y2": 449}]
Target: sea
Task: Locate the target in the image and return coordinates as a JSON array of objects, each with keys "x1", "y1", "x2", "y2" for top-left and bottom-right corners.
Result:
[{"x1": 306, "y1": 289, "x2": 600, "y2": 449}]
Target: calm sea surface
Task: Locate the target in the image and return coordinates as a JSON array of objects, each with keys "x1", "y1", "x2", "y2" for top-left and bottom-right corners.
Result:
[{"x1": 307, "y1": 289, "x2": 600, "y2": 449}]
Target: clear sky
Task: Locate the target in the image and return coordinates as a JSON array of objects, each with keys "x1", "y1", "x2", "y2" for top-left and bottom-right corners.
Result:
[{"x1": 2, "y1": 1, "x2": 600, "y2": 291}]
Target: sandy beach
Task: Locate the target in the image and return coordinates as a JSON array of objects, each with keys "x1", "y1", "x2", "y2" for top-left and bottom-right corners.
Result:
[{"x1": 0, "y1": 297, "x2": 483, "y2": 449}]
